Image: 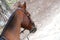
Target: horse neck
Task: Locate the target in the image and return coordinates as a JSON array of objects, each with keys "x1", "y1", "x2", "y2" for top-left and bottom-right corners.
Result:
[{"x1": 1, "y1": 11, "x2": 23, "y2": 40}]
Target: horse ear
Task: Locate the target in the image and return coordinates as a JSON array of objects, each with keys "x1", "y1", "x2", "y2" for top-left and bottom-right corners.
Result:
[
  {"x1": 22, "y1": 2, "x2": 26, "y2": 9},
  {"x1": 17, "y1": 1, "x2": 22, "y2": 7},
  {"x1": 14, "y1": 1, "x2": 22, "y2": 8}
]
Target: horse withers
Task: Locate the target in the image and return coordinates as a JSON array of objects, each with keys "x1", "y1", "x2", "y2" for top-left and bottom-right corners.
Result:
[{"x1": 0, "y1": 2, "x2": 37, "y2": 40}]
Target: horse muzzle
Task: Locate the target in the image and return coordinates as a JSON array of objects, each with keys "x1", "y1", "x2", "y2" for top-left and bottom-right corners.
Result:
[{"x1": 30, "y1": 27, "x2": 37, "y2": 33}]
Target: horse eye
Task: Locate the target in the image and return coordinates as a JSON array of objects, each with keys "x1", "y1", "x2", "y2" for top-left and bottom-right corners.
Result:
[{"x1": 25, "y1": 10, "x2": 31, "y2": 16}]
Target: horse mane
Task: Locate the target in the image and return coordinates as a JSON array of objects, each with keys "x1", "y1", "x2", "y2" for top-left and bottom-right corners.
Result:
[
  {"x1": 1, "y1": 11, "x2": 16, "y2": 36},
  {"x1": 5, "y1": 12, "x2": 15, "y2": 27}
]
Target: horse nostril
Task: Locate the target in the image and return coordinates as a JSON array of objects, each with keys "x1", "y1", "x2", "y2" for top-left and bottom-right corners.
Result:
[{"x1": 30, "y1": 27, "x2": 37, "y2": 33}]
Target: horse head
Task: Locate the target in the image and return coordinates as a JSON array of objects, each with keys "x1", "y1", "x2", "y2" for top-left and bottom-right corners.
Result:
[{"x1": 16, "y1": 2, "x2": 37, "y2": 33}]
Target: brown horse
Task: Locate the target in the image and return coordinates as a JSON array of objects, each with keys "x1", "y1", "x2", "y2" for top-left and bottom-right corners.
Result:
[{"x1": 0, "y1": 2, "x2": 37, "y2": 40}]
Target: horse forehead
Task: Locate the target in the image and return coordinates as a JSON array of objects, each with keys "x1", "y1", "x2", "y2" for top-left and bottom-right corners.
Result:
[
  {"x1": 16, "y1": 9, "x2": 23, "y2": 15},
  {"x1": 23, "y1": 14, "x2": 30, "y2": 22},
  {"x1": 15, "y1": 8, "x2": 30, "y2": 21}
]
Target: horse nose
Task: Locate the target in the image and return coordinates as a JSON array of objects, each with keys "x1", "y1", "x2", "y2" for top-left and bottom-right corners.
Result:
[{"x1": 30, "y1": 27, "x2": 37, "y2": 33}]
